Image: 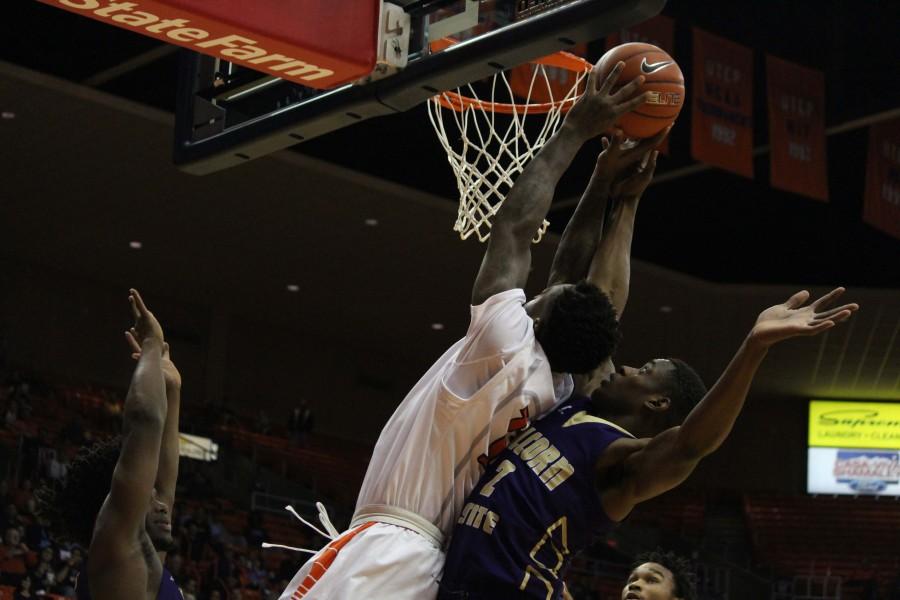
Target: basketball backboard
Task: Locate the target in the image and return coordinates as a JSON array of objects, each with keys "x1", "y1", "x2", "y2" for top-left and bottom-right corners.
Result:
[{"x1": 173, "y1": 0, "x2": 666, "y2": 174}]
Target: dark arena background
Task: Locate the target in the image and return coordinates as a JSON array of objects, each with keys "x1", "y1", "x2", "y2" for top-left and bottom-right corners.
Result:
[{"x1": 1, "y1": 1, "x2": 899, "y2": 599}]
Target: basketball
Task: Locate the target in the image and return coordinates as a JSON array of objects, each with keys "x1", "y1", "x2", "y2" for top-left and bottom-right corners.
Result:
[{"x1": 597, "y1": 42, "x2": 685, "y2": 138}]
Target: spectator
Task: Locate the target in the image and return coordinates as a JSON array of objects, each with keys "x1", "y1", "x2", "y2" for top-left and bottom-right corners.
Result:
[
  {"x1": 4, "y1": 399, "x2": 18, "y2": 428},
  {"x1": 1, "y1": 503, "x2": 23, "y2": 531},
  {"x1": 246, "y1": 555, "x2": 268, "y2": 590},
  {"x1": 23, "y1": 512, "x2": 51, "y2": 551},
  {"x1": 182, "y1": 577, "x2": 199, "y2": 600},
  {"x1": 47, "y1": 445, "x2": 70, "y2": 481},
  {"x1": 27, "y1": 546, "x2": 56, "y2": 593},
  {"x1": 0, "y1": 526, "x2": 33, "y2": 584},
  {"x1": 14, "y1": 573, "x2": 34, "y2": 600},
  {"x1": 167, "y1": 552, "x2": 185, "y2": 580},
  {"x1": 53, "y1": 545, "x2": 83, "y2": 596}
]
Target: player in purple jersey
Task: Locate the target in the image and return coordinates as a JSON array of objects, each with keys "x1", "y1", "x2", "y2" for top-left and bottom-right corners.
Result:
[
  {"x1": 440, "y1": 128, "x2": 859, "y2": 598},
  {"x1": 37, "y1": 290, "x2": 185, "y2": 600},
  {"x1": 441, "y1": 288, "x2": 856, "y2": 598},
  {"x1": 621, "y1": 550, "x2": 697, "y2": 600}
]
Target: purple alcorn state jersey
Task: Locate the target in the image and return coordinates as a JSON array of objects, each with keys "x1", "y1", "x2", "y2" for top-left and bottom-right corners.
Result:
[
  {"x1": 439, "y1": 395, "x2": 633, "y2": 599},
  {"x1": 77, "y1": 566, "x2": 184, "y2": 600}
]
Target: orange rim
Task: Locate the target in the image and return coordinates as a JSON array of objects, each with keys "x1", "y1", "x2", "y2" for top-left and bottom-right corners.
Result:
[{"x1": 430, "y1": 37, "x2": 591, "y2": 114}]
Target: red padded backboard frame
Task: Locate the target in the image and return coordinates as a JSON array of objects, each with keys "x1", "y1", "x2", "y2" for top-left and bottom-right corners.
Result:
[{"x1": 36, "y1": 0, "x2": 379, "y2": 89}]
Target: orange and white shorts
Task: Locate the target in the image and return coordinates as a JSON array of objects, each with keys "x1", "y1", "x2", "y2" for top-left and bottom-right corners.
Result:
[{"x1": 278, "y1": 521, "x2": 444, "y2": 600}]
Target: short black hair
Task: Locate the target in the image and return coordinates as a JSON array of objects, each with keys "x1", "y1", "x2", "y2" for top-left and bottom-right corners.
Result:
[
  {"x1": 660, "y1": 359, "x2": 706, "y2": 427},
  {"x1": 632, "y1": 549, "x2": 697, "y2": 600},
  {"x1": 35, "y1": 436, "x2": 121, "y2": 546},
  {"x1": 538, "y1": 281, "x2": 620, "y2": 374}
]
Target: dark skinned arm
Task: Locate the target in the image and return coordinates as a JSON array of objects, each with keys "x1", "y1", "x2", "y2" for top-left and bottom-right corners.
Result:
[
  {"x1": 600, "y1": 288, "x2": 858, "y2": 521},
  {"x1": 545, "y1": 156, "x2": 613, "y2": 288},
  {"x1": 89, "y1": 290, "x2": 167, "y2": 598},
  {"x1": 471, "y1": 61, "x2": 650, "y2": 305},
  {"x1": 125, "y1": 318, "x2": 182, "y2": 565},
  {"x1": 548, "y1": 128, "x2": 668, "y2": 290}
]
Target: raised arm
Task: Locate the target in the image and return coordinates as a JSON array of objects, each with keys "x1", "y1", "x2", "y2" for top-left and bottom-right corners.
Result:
[
  {"x1": 91, "y1": 290, "x2": 167, "y2": 556},
  {"x1": 471, "y1": 61, "x2": 649, "y2": 305},
  {"x1": 126, "y1": 332, "x2": 181, "y2": 516},
  {"x1": 601, "y1": 288, "x2": 858, "y2": 519},
  {"x1": 549, "y1": 128, "x2": 668, "y2": 291},
  {"x1": 583, "y1": 130, "x2": 669, "y2": 316}
]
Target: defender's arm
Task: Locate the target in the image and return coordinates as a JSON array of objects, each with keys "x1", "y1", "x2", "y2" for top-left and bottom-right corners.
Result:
[{"x1": 600, "y1": 289, "x2": 857, "y2": 519}]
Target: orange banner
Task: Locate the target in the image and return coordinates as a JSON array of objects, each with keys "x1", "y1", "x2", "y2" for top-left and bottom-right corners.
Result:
[
  {"x1": 35, "y1": 0, "x2": 378, "y2": 89},
  {"x1": 606, "y1": 15, "x2": 675, "y2": 154},
  {"x1": 766, "y1": 55, "x2": 828, "y2": 201},
  {"x1": 691, "y1": 28, "x2": 753, "y2": 177},
  {"x1": 863, "y1": 118, "x2": 900, "y2": 240}
]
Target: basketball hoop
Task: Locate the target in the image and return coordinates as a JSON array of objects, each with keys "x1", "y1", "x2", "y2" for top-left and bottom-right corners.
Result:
[{"x1": 427, "y1": 39, "x2": 591, "y2": 243}]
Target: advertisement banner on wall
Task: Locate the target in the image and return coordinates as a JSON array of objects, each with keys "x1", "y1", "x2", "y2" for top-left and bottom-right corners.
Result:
[
  {"x1": 808, "y1": 447, "x2": 900, "y2": 496},
  {"x1": 809, "y1": 400, "x2": 900, "y2": 450}
]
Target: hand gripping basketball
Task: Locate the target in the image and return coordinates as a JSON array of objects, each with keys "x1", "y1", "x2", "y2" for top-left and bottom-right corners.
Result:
[
  {"x1": 595, "y1": 43, "x2": 686, "y2": 138},
  {"x1": 563, "y1": 60, "x2": 650, "y2": 141}
]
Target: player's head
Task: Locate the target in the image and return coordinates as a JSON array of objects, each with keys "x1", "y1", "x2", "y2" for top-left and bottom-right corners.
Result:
[
  {"x1": 525, "y1": 280, "x2": 620, "y2": 374},
  {"x1": 591, "y1": 358, "x2": 706, "y2": 437},
  {"x1": 623, "y1": 550, "x2": 697, "y2": 600},
  {"x1": 35, "y1": 436, "x2": 174, "y2": 550}
]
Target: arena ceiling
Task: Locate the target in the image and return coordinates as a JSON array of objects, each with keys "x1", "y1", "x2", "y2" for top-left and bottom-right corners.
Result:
[{"x1": 0, "y1": 1, "x2": 898, "y2": 406}]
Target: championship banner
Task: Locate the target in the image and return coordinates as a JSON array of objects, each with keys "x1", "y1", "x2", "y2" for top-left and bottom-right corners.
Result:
[
  {"x1": 863, "y1": 118, "x2": 900, "y2": 240},
  {"x1": 606, "y1": 15, "x2": 675, "y2": 154},
  {"x1": 35, "y1": 0, "x2": 379, "y2": 89},
  {"x1": 766, "y1": 55, "x2": 828, "y2": 201},
  {"x1": 690, "y1": 28, "x2": 753, "y2": 177}
]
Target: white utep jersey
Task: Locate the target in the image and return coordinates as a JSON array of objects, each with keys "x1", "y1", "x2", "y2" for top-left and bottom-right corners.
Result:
[{"x1": 355, "y1": 289, "x2": 572, "y2": 539}]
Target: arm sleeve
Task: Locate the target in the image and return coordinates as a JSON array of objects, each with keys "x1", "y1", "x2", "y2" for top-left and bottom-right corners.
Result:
[{"x1": 456, "y1": 289, "x2": 532, "y2": 363}]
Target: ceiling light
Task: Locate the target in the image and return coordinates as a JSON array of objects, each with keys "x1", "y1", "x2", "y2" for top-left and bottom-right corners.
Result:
[
  {"x1": 129, "y1": 240, "x2": 142, "y2": 249},
  {"x1": 286, "y1": 284, "x2": 300, "y2": 293},
  {"x1": 431, "y1": 323, "x2": 445, "y2": 330},
  {"x1": 659, "y1": 305, "x2": 673, "y2": 313},
  {"x1": 364, "y1": 218, "x2": 379, "y2": 226},
  {"x1": 1, "y1": 112, "x2": 14, "y2": 120}
]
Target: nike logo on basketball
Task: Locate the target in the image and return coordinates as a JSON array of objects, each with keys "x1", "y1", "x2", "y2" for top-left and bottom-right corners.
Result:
[{"x1": 640, "y1": 58, "x2": 674, "y2": 74}]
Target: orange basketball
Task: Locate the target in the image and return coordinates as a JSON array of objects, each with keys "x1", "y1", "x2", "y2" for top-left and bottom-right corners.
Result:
[{"x1": 596, "y1": 42, "x2": 685, "y2": 138}]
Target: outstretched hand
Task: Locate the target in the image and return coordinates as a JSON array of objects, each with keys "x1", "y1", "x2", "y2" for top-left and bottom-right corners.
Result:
[
  {"x1": 564, "y1": 60, "x2": 651, "y2": 141},
  {"x1": 128, "y1": 288, "x2": 164, "y2": 344},
  {"x1": 749, "y1": 288, "x2": 858, "y2": 349},
  {"x1": 125, "y1": 330, "x2": 181, "y2": 390}
]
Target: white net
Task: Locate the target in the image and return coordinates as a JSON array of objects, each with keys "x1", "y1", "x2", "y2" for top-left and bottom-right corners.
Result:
[{"x1": 427, "y1": 59, "x2": 589, "y2": 243}]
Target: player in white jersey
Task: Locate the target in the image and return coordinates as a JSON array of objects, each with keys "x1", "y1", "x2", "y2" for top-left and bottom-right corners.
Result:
[{"x1": 278, "y1": 60, "x2": 652, "y2": 600}]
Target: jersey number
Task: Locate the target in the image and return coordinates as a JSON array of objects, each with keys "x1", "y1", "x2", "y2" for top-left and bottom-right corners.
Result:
[
  {"x1": 479, "y1": 459, "x2": 516, "y2": 498},
  {"x1": 519, "y1": 516, "x2": 570, "y2": 600}
]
